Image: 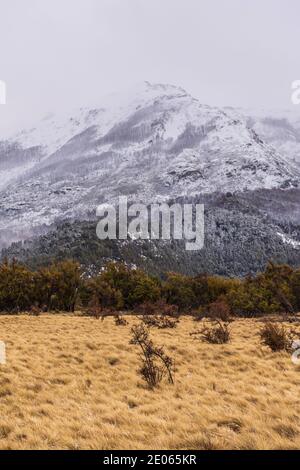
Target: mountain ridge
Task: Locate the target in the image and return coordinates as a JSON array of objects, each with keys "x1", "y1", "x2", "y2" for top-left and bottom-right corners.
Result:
[{"x1": 1, "y1": 82, "x2": 300, "y2": 275}]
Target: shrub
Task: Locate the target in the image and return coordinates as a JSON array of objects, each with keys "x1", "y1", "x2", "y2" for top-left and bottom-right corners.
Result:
[
  {"x1": 85, "y1": 295, "x2": 113, "y2": 320},
  {"x1": 157, "y1": 316, "x2": 179, "y2": 329},
  {"x1": 207, "y1": 298, "x2": 232, "y2": 322},
  {"x1": 259, "y1": 322, "x2": 294, "y2": 352},
  {"x1": 114, "y1": 315, "x2": 128, "y2": 326},
  {"x1": 191, "y1": 320, "x2": 231, "y2": 344},
  {"x1": 192, "y1": 298, "x2": 231, "y2": 322},
  {"x1": 130, "y1": 324, "x2": 174, "y2": 388},
  {"x1": 29, "y1": 305, "x2": 41, "y2": 317},
  {"x1": 86, "y1": 296, "x2": 102, "y2": 320},
  {"x1": 141, "y1": 314, "x2": 179, "y2": 329},
  {"x1": 191, "y1": 306, "x2": 206, "y2": 322},
  {"x1": 141, "y1": 315, "x2": 162, "y2": 327}
]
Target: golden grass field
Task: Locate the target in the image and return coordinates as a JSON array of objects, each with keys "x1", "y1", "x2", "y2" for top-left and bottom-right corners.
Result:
[{"x1": 0, "y1": 314, "x2": 299, "y2": 450}]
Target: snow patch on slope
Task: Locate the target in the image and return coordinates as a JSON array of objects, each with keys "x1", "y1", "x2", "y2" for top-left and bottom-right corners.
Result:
[{"x1": 277, "y1": 232, "x2": 300, "y2": 249}]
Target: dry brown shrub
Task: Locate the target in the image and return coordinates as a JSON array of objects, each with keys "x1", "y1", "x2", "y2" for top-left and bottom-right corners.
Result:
[
  {"x1": 85, "y1": 296, "x2": 113, "y2": 320},
  {"x1": 259, "y1": 322, "x2": 295, "y2": 352},
  {"x1": 208, "y1": 298, "x2": 232, "y2": 322},
  {"x1": 130, "y1": 323, "x2": 174, "y2": 388},
  {"x1": 114, "y1": 315, "x2": 128, "y2": 326},
  {"x1": 141, "y1": 315, "x2": 179, "y2": 329},
  {"x1": 191, "y1": 320, "x2": 231, "y2": 344},
  {"x1": 192, "y1": 298, "x2": 232, "y2": 323},
  {"x1": 29, "y1": 305, "x2": 41, "y2": 317}
]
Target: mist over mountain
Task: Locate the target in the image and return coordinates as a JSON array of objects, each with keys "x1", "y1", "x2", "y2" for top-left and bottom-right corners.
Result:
[{"x1": 1, "y1": 82, "x2": 300, "y2": 276}]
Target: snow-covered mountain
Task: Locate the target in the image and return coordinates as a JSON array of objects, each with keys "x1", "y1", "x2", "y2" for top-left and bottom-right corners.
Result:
[
  {"x1": 0, "y1": 81, "x2": 300, "y2": 242},
  {"x1": 1, "y1": 81, "x2": 300, "y2": 276},
  {"x1": 245, "y1": 109, "x2": 300, "y2": 171}
]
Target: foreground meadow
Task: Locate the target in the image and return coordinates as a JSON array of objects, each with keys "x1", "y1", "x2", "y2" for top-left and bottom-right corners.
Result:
[{"x1": 0, "y1": 314, "x2": 299, "y2": 450}]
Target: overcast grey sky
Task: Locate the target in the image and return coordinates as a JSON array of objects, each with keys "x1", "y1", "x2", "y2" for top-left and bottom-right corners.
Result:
[{"x1": 0, "y1": 0, "x2": 299, "y2": 135}]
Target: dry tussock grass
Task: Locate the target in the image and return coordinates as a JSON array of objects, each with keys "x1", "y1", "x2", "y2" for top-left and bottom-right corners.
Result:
[{"x1": 0, "y1": 314, "x2": 299, "y2": 450}]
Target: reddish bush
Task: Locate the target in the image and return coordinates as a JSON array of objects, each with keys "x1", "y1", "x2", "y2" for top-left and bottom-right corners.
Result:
[{"x1": 208, "y1": 298, "x2": 232, "y2": 322}]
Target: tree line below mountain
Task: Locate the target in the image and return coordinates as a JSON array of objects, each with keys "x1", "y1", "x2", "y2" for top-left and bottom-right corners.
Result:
[{"x1": 0, "y1": 259, "x2": 300, "y2": 317}]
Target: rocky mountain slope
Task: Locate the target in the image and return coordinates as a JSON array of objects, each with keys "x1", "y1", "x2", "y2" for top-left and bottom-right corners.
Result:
[{"x1": 1, "y1": 82, "x2": 300, "y2": 275}]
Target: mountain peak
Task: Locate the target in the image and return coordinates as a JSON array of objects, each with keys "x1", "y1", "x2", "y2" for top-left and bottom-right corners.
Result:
[{"x1": 142, "y1": 81, "x2": 188, "y2": 96}]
